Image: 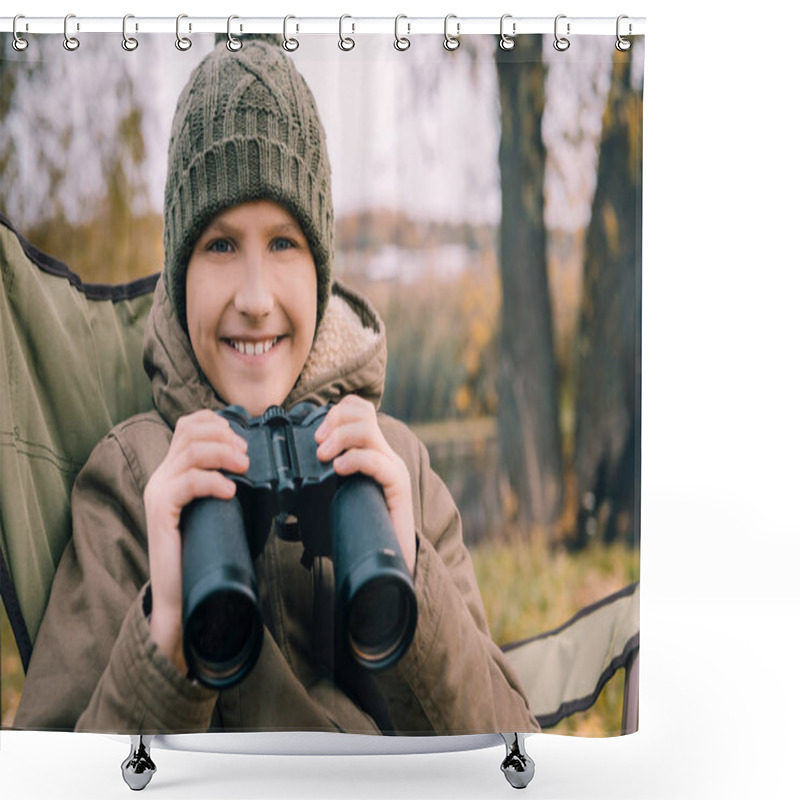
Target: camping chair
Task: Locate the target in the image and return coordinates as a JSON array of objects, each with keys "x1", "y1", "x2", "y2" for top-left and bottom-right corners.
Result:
[{"x1": 0, "y1": 212, "x2": 639, "y2": 790}]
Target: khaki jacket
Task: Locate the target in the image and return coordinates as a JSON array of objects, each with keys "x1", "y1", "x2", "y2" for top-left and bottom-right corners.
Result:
[{"x1": 16, "y1": 277, "x2": 538, "y2": 736}]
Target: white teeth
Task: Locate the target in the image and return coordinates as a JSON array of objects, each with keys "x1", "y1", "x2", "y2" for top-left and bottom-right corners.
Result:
[{"x1": 229, "y1": 338, "x2": 278, "y2": 355}]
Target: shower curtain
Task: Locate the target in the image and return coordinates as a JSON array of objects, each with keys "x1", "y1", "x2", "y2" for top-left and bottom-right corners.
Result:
[{"x1": 1, "y1": 21, "x2": 643, "y2": 744}]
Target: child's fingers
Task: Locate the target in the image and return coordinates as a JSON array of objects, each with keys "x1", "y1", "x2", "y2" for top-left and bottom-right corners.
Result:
[
  {"x1": 315, "y1": 396, "x2": 376, "y2": 440},
  {"x1": 171, "y1": 439, "x2": 249, "y2": 476},
  {"x1": 173, "y1": 409, "x2": 228, "y2": 437},
  {"x1": 316, "y1": 419, "x2": 389, "y2": 463},
  {"x1": 144, "y1": 467, "x2": 238, "y2": 538},
  {"x1": 173, "y1": 413, "x2": 247, "y2": 451},
  {"x1": 331, "y1": 448, "x2": 407, "y2": 498},
  {"x1": 170, "y1": 468, "x2": 238, "y2": 511},
  {"x1": 331, "y1": 447, "x2": 389, "y2": 481},
  {"x1": 330, "y1": 394, "x2": 376, "y2": 420}
]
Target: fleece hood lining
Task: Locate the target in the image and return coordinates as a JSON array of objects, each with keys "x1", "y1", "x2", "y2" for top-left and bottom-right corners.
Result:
[{"x1": 289, "y1": 284, "x2": 382, "y2": 404}]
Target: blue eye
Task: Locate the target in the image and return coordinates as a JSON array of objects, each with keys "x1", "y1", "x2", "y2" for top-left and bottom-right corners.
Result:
[
  {"x1": 208, "y1": 238, "x2": 233, "y2": 254},
  {"x1": 272, "y1": 237, "x2": 295, "y2": 252}
]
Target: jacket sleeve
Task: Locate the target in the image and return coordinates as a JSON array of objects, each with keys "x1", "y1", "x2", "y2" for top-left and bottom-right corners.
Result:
[
  {"x1": 14, "y1": 430, "x2": 218, "y2": 733},
  {"x1": 373, "y1": 418, "x2": 540, "y2": 735}
]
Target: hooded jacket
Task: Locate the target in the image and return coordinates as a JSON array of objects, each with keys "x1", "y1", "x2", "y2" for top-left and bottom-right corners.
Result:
[{"x1": 16, "y1": 277, "x2": 538, "y2": 736}]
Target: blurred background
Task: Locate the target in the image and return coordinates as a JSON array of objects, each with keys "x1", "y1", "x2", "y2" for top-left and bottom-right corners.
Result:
[{"x1": 1, "y1": 32, "x2": 642, "y2": 733}]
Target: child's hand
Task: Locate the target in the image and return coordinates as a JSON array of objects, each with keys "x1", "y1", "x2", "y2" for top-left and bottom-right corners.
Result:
[
  {"x1": 143, "y1": 409, "x2": 249, "y2": 674},
  {"x1": 314, "y1": 396, "x2": 417, "y2": 577}
]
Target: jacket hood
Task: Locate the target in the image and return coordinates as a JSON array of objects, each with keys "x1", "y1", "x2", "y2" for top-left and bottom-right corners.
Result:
[{"x1": 142, "y1": 276, "x2": 386, "y2": 428}]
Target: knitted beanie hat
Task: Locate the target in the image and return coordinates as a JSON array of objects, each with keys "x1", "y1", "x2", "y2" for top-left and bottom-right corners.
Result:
[{"x1": 163, "y1": 38, "x2": 334, "y2": 331}]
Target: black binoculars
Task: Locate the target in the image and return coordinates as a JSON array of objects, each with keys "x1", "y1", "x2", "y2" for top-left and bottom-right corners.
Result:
[{"x1": 180, "y1": 402, "x2": 418, "y2": 689}]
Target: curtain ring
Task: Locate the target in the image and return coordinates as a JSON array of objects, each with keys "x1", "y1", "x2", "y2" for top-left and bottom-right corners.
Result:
[
  {"x1": 282, "y1": 15, "x2": 299, "y2": 51},
  {"x1": 394, "y1": 14, "x2": 411, "y2": 51},
  {"x1": 63, "y1": 13, "x2": 80, "y2": 51},
  {"x1": 616, "y1": 15, "x2": 632, "y2": 52},
  {"x1": 122, "y1": 14, "x2": 139, "y2": 51},
  {"x1": 443, "y1": 14, "x2": 460, "y2": 51},
  {"x1": 553, "y1": 14, "x2": 570, "y2": 51},
  {"x1": 176, "y1": 14, "x2": 192, "y2": 51},
  {"x1": 339, "y1": 15, "x2": 355, "y2": 51},
  {"x1": 227, "y1": 15, "x2": 242, "y2": 51},
  {"x1": 499, "y1": 14, "x2": 516, "y2": 51},
  {"x1": 12, "y1": 15, "x2": 29, "y2": 52}
]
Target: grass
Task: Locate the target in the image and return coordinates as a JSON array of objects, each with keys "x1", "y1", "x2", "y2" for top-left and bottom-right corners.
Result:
[{"x1": 2, "y1": 539, "x2": 639, "y2": 734}]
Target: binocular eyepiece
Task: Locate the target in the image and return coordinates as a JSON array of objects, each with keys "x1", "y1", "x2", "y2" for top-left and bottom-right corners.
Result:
[{"x1": 180, "y1": 403, "x2": 418, "y2": 689}]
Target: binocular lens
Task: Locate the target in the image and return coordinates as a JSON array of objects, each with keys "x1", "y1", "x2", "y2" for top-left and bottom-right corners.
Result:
[
  {"x1": 331, "y1": 476, "x2": 418, "y2": 670},
  {"x1": 185, "y1": 590, "x2": 262, "y2": 686},
  {"x1": 347, "y1": 578, "x2": 414, "y2": 666}
]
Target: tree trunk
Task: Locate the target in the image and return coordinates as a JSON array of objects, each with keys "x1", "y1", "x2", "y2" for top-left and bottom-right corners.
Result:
[
  {"x1": 573, "y1": 44, "x2": 643, "y2": 548},
  {"x1": 495, "y1": 38, "x2": 563, "y2": 533}
]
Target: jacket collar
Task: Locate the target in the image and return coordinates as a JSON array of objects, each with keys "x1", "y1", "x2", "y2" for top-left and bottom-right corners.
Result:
[{"x1": 143, "y1": 276, "x2": 387, "y2": 429}]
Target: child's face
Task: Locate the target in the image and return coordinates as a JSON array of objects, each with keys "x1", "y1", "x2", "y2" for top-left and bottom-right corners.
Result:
[{"x1": 185, "y1": 199, "x2": 317, "y2": 416}]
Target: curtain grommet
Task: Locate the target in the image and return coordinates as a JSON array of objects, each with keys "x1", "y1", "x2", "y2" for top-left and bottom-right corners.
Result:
[
  {"x1": 616, "y1": 15, "x2": 632, "y2": 51},
  {"x1": 12, "y1": 15, "x2": 29, "y2": 52},
  {"x1": 444, "y1": 14, "x2": 460, "y2": 51},
  {"x1": 227, "y1": 15, "x2": 242, "y2": 52},
  {"x1": 122, "y1": 14, "x2": 139, "y2": 52},
  {"x1": 339, "y1": 14, "x2": 355, "y2": 51},
  {"x1": 63, "y1": 13, "x2": 80, "y2": 51},
  {"x1": 282, "y1": 15, "x2": 299, "y2": 52},
  {"x1": 499, "y1": 14, "x2": 516, "y2": 51},
  {"x1": 394, "y1": 14, "x2": 411, "y2": 51},
  {"x1": 553, "y1": 14, "x2": 570, "y2": 52},
  {"x1": 176, "y1": 14, "x2": 192, "y2": 51}
]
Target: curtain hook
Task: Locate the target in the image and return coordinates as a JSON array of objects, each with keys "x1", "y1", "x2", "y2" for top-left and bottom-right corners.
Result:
[
  {"x1": 12, "y1": 15, "x2": 29, "y2": 52},
  {"x1": 282, "y1": 15, "x2": 299, "y2": 52},
  {"x1": 394, "y1": 14, "x2": 411, "y2": 51},
  {"x1": 553, "y1": 14, "x2": 570, "y2": 51},
  {"x1": 443, "y1": 14, "x2": 460, "y2": 51},
  {"x1": 339, "y1": 14, "x2": 355, "y2": 51},
  {"x1": 227, "y1": 15, "x2": 242, "y2": 51},
  {"x1": 63, "y1": 13, "x2": 80, "y2": 51},
  {"x1": 176, "y1": 14, "x2": 192, "y2": 51},
  {"x1": 616, "y1": 15, "x2": 632, "y2": 51},
  {"x1": 122, "y1": 14, "x2": 139, "y2": 51},
  {"x1": 499, "y1": 14, "x2": 516, "y2": 51}
]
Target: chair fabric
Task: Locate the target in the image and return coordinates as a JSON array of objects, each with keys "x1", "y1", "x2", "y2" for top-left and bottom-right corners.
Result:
[
  {"x1": 502, "y1": 582, "x2": 639, "y2": 730},
  {"x1": 0, "y1": 213, "x2": 157, "y2": 662}
]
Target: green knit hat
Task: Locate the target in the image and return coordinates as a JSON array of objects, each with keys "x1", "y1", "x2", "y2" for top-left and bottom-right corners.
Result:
[{"x1": 163, "y1": 38, "x2": 334, "y2": 331}]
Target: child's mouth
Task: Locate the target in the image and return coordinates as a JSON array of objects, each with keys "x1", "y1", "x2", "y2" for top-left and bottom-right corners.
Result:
[{"x1": 225, "y1": 336, "x2": 282, "y2": 357}]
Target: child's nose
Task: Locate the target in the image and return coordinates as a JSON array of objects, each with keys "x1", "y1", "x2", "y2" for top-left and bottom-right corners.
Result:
[{"x1": 234, "y1": 258, "x2": 276, "y2": 318}]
